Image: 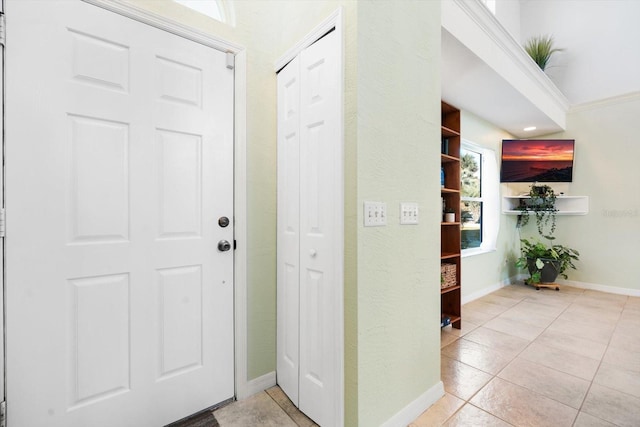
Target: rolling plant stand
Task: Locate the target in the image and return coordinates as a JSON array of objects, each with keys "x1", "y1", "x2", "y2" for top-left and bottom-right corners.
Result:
[{"x1": 525, "y1": 280, "x2": 560, "y2": 291}]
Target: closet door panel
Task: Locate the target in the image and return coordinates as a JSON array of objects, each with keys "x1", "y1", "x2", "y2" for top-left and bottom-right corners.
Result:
[
  {"x1": 276, "y1": 56, "x2": 301, "y2": 405},
  {"x1": 299, "y1": 30, "x2": 340, "y2": 427}
]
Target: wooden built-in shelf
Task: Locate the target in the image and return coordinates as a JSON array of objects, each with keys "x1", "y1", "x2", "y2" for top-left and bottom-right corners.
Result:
[{"x1": 440, "y1": 100, "x2": 462, "y2": 330}]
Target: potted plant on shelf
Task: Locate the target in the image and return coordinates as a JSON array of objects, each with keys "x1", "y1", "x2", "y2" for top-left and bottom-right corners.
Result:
[
  {"x1": 516, "y1": 183, "x2": 558, "y2": 239},
  {"x1": 443, "y1": 207, "x2": 456, "y2": 223},
  {"x1": 515, "y1": 238, "x2": 580, "y2": 290},
  {"x1": 524, "y1": 34, "x2": 563, "y2": 71}
]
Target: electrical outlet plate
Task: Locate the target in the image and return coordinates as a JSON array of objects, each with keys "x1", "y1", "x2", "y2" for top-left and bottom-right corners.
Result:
[
  {"x1": 400, "y1": 202, "x2": 419, "y2": 225},
  {"x1": 364, "y1": 201, "x2": 387, "y2": 227}
]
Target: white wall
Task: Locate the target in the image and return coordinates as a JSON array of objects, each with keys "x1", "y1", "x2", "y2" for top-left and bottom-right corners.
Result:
[
  {"x1": 494, "y1": 0, "x2": 521, "y2": 40},
  {"x1": 460, "y1": 111, "x2": 519, "y2": 300},
  {"x1": 520, "y1": 0, "x2": 640, "y2": 105},
  {"x1": 532, "y1": 95, "x2": 640, "y2": 293}
]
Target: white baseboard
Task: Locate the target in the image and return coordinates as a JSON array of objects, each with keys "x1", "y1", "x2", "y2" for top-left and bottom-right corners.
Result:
[
  {"x1": 558, "y1": 279, "x2": 640, "y2": 297},
  {"x1": 380, "y1": 381, "x2": 445, "y2": 427},
  {"x1": 462, "y1": 278, "x2": 512, "y2": 305},
  {"x1": 240, "y1": 371, "x2": 276, "y2": 400},
  {"x1": 488, "y1": 275, "x2": 640, "y2": 298}
]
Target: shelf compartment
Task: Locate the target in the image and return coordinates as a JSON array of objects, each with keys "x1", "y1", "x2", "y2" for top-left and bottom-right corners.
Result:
[
  {"x1": 441, "y1": 161, "x2": 460, "y2": 190},
  {"x1": 441, "y1": 313, "x2": 461, "y2": 323},
  {"x1": 441, "y1": 313, "x2": 461, "y2": 329},
  {"x1": 441, "y1": 227, "x2": 461, "y2": 255}
]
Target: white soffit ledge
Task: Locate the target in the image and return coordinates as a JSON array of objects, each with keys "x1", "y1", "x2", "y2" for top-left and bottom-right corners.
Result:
[{"x1": 442, "y1": 0, "x2": 570, "y2": 138}]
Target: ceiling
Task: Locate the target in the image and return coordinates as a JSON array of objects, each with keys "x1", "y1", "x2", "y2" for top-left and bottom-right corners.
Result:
[{"x1": 441, "y1": 28, "x2": 564, "y2": 138}]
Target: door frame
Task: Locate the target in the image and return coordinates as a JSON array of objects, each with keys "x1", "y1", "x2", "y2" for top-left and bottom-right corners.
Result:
[
  {"x1": 3, "y1": 0, "x2": 251, "y2": 402},
  {"x1": 274, "y1": 8, "x2": 345, "y2": 427}
]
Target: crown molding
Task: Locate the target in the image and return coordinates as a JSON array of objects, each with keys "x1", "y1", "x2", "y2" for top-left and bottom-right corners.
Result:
[{"x1": 569, "y1": 91, "x2": 640, "y2": 113}]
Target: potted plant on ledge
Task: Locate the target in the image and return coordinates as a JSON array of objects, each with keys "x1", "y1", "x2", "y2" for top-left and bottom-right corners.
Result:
[
  {"x1": 516, "y1": 183, "x2": 558, "y2": 239},
  {"x1": 516, "y1": 238, "x2": 580, "y2": 291}
]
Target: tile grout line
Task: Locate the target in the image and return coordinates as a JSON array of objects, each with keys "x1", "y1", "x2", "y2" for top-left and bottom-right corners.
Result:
[{"x1": 571, "y1": 294, "x2": 628, "y2": 427}]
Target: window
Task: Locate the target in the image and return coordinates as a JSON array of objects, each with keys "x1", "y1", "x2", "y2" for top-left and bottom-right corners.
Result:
[
  {"x1": 460, "y1": 141, "x2": 499, "y2": 256},
  {"x1": 480, "y1": 0, "x2": 496, "y2": 14},
  {"x1": 172, "y1": 0, "x2": 227, "y2": 23}
]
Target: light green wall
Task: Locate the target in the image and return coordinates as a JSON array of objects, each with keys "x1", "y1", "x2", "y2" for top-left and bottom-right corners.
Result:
[
  {"x1": 537, "y1": 96, "x2": 640, "y2": 291},
  {"x1": 356, "y1": 1, "x2": 441, "y2": 425},
  {"x1": 460, "y1": 111, "x2": 519, "y2": 299}
]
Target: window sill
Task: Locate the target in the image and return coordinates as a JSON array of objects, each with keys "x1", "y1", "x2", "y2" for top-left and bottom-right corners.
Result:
[{"x1": 461, "y1": 247, "x2": 496, "y2": 258}]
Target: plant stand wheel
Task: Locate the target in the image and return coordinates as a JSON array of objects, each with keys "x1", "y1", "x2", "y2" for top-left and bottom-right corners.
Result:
[{"x1": 525, "y1": 281, "x2": 560, "y2": 292}]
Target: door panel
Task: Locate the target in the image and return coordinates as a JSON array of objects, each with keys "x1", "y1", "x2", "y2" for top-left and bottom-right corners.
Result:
[
  {"x1": 5, "y1": 1, "x2": 234, "y2": 426},
  {"x1": 276, "y1": 56, "x2": 301, "y2": 406},
  {"x1": 298, "y1": 30, "x2": 341, "y2": 426}
]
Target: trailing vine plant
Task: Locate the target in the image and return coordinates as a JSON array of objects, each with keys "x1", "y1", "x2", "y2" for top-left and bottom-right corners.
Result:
[{"x1": 516, "y1": 184, "x2": 558, "y2": 239}]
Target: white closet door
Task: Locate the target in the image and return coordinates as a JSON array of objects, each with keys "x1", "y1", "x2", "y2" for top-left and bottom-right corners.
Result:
[
  {"x1": 276, "y1": 56, "x2": 301, "y2": 405},
  {"x1": 277, "y1": 29, "x2": 341, "y2": 427}
]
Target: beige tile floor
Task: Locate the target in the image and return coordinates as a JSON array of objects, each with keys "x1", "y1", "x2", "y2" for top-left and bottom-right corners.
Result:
[
  {"x1": 212, "y1": 386, "x2": 318, "y2": 427},
  {"x1": 194, "y1": 283, "x2": 639, "y2": 427},
  {"x1": 412, "y1": 283, "x2": 640, "y2": 427}
]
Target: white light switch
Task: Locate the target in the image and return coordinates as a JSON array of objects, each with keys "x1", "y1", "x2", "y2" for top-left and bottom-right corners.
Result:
[
  {"x1": 400, "y1": 202, "x2": 419, "y2": 225},
  {"x1": 364, "y1": 201, "x2": 387, "y2": 227}
]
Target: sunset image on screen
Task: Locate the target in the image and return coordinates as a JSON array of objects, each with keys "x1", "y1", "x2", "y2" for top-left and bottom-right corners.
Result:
[{"x1": 501, "y1": 139, "x2": 574, "y2": 182}]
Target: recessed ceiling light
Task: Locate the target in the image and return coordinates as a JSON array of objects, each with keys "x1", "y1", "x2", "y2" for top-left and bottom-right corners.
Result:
[{"x1": 524, "y1": 126, "x2": 537, "y2": 132}]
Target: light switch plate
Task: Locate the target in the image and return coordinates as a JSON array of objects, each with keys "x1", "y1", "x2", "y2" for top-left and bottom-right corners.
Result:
[
  {"x1": 400, "y1": 202, "x2": 419, "y2": 225},
  {"x1": 364, "y1": 201, "x2": 387, "y2": 227}
]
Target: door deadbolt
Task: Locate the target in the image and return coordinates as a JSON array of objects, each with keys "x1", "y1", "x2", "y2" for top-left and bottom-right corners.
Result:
[
  {"x1": 217, "y1": 240, "x2": 232, "y2": 252},
  {"x1": 218, "y1": 216, "x2": 230, "y2": 228}
]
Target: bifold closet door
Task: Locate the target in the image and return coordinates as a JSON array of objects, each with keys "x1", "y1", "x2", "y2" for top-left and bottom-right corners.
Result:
[{"x1": 277, "y1": 29, "x2": 341, "y2": 427}]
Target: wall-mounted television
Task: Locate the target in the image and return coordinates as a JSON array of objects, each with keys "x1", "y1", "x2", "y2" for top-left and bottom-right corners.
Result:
[{"x1": 500, "y1": 139, "x2": 575, "y2": 183}]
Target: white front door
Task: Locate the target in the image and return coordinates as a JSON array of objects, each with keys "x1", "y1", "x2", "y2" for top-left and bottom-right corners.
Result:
[
  {"x1": 5, "y1": 1, "x2": 235, "y2": 426},
  {"x1": 277, "y1": 29, "x2": 342, "y2": 427}
]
